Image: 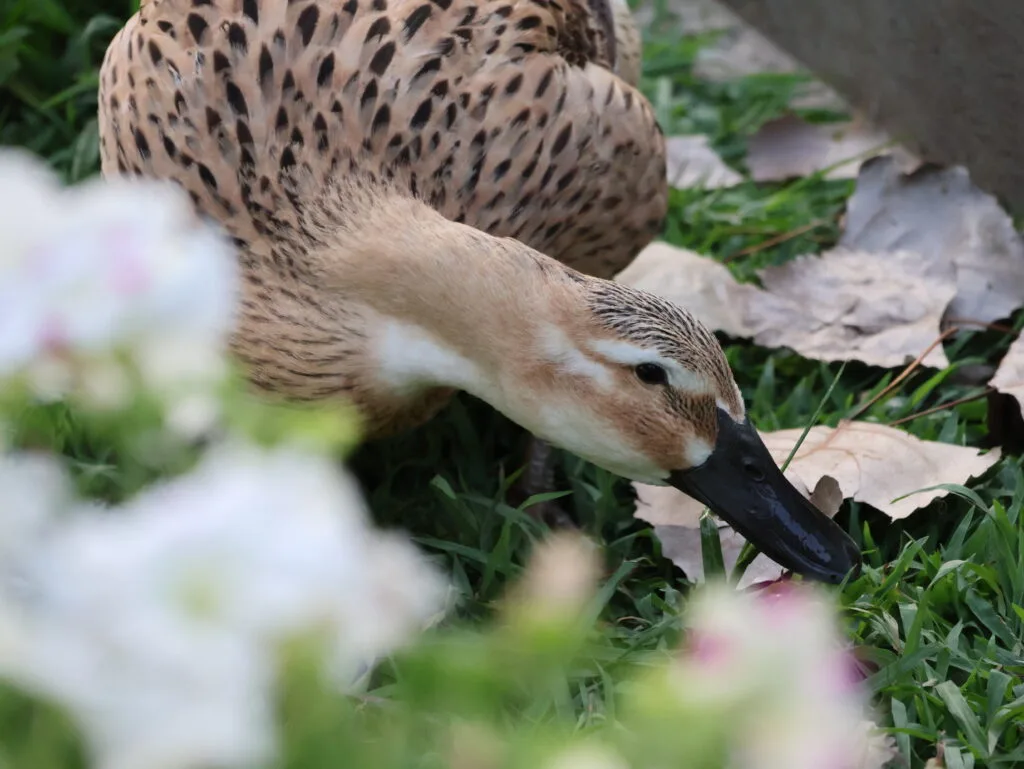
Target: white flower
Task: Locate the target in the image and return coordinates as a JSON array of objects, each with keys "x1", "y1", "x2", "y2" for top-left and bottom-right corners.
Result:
[
  {"x1": 516, "y1": 533, "x2": 600, "y2": 611},
  {"x1": 0, "y1": 442, "x2": 448, "y2": 769},
  {"x1": 855, "y1": 720, "x2": 899, "y2": 769},
  {"x1": 671, "y1": 582, "x2": 894, "y2": 769},
  {"x1": 5, "y1": 615, "x2": 275, "y2": 769},
  {"x1": 0, "y1": 451, "x2": 74, "y2": 668},
  {"x1": 0, "y1": 451, "x2": 71, "y2": 562},
  {"x1": 0, "y1": 148, "x2": 237, "y2": 416}
]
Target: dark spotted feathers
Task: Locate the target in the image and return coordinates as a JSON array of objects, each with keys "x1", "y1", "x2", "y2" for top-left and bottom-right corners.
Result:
[{"x1": 99, "y1": 0, "x2": 666, "y2": 279}]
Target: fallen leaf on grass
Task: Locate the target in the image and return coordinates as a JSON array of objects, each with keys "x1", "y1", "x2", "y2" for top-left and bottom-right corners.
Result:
[
  {"x1": 622, "y1": 155, "x2": 1024, "y2": 368},
  {"x1": 636, "y1": 474, "x2": 842, "y2": 587},
  {"x1": 841, "y1": 155, "x2": 1024, "y2": 325},
  {"x1": 665, "y1": 135, "x2": 743, "y2": 190},
  {"x1": 614, "y1": 242, "x2": 756, "y2": 337},
  {"x1": 636, "y1": 421, "x2": 999, "y2": 583},
  {"x1": 764, "y1": 421, "x2": 999, "y2": 520},
  {"x1": 748, "y1": 249, "x2": 954, "y2": 368},
  {"x1": 690, "y1": 13, "x2": 797, "y2": 80},
  {"x1": 990, "y1": 334, "x2": 1024, "y2": 411},
  {"x1": 618, "y1": 243, "x2": 954, "y2": 368},
  {"x1": 668, "y1": 0, "x2": 737, "y2": 33},
  {"x1": 677, "y1": 0, "x2": 844, "y2": 110},
  {"x1": 746, "y1": 114, "x2": 920, "y2": 182}
]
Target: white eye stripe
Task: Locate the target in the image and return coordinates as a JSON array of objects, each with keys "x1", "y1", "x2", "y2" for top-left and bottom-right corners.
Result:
[
  {"x1": 667, "y1": 365, "x2": 715, "y2": 394},
  {"x1": 589, "y1": 339, "x2": 714, "y2": 394},
  {"x1": 540, "y1": 325, "x2": 614, "y2": 388},
  {"x1": 588, "y1": 339, "x2": 658, "y2": 366}
]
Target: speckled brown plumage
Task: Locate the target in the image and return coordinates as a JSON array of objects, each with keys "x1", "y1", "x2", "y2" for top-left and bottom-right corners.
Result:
[
  {"x1": 95, "y1": 3, "x2": 857, "y2": 570},
  {"x1": 98, "y1": 0, "x2": 666, "y2": 280},
  {"x1": 96, "y1": 0, "x2": 745, "y2": 482}
]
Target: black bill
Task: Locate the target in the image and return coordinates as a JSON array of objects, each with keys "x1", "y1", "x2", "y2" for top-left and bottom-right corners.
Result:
[{"x1": 669, "y1": 408, "x2": 860, "y2": 584}]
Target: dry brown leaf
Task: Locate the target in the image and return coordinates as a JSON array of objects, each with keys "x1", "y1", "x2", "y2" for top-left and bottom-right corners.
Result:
[
  {"x1": 664, "y1": 135, "x2": 743, "y2": 190},
  {"x1": 990, "y1": 334, "x2": 1024, "y2": 410},
  {"x1": 840, "y1": 155, "x2": 1024, "y2": 325},
  {"x1": 614, "y1": 242, "x2": 756, "y2": 337},
  {"x1": 674, "y1": 0, "x2": 843, "y2": 109},
  {"x1": 666, "y1": 0, "x2": 737, "y2": 33},
  {"x1": 924, "y1": 744, "x2": 946, "y2": 769},
  {"x1": 632, "y1": 1, "x2": 841, "y2": 107},
  {"x1": 748, "y1": 249, "x2": 954, "y2": 369},
  {"x1": 806, "y1": 473, "x2": 845, "y2": 517},
  {"x1": 691, "y1": 11, "x2": 798, "y2": 81},
  {"x1": 617, "y1": 243, "x2": 954, "y2": 368},
  {"x1": 747, "y1": 114, "x2": 920, "y2": 182},
  {"x1": 635, "y1": 474, "x2": 842, "y2": 587},
  {"x1": 764, "y1": 422, "x2": 1000, "y2": 520},
  {"x1": 636, "y1": 422, "x2": 998, "y2": 583}
]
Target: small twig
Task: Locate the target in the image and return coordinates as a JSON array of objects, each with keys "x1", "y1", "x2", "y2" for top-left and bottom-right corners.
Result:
[
  {"x1": 944, "y1": 317, "x2": 1018, "y2": 335},
  {"x1": 847, "y1": 327, "x2": 959, "y2": 420},
  {"x1": 723, "y1": 218, "x2": 829, "y2": 263},
  {"x1": 720, "y1": 225, "x2": 785, "y2": 236},
  {"x1": 886, "y1": 388, "x2": 994, "y2": 427}
]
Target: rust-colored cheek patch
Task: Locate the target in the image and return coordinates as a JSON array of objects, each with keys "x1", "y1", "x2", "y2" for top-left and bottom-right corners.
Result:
[{"x1": 599, "y1": 389, "x2": 721, "y2": 472}]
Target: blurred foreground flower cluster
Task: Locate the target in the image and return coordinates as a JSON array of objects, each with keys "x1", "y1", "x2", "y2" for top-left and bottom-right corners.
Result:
[
  {"x1": 0, "y1": 149, "x2": 236, "y2": 432},
  {"x1": 0, "y1": 148, "x2": 895, "y2": 769},
  {"x1": 0, "y1": 445, "x2": 448, "y2": 769}
]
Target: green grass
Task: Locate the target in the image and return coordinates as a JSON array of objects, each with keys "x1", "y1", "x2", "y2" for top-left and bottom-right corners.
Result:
[{"x1": 2, "y1": 1, "x2": 1023, "y2": 767}]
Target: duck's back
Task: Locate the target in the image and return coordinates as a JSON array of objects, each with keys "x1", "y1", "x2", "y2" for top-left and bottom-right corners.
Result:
[{"x1": 99, "y1": 0, "x2": 666, "y2": 278}]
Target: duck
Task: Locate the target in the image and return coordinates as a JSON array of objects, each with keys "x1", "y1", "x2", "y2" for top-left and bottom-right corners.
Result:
[{"x1": 96, "y1": 0, "x2": 860, "y2": 582}]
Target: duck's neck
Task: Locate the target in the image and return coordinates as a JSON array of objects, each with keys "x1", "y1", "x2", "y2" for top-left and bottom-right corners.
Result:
[{"x1": 302, "y1": 180, "x2": 592, "y2": 432}]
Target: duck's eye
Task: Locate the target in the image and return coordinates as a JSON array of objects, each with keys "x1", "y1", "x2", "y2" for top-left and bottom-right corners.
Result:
[{"x1": 634, "y1": 362, "x2": 669, "y2": 386}]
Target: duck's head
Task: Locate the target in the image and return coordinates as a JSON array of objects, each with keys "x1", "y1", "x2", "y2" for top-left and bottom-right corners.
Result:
[
  {"x1": 255, "y1": 186, "x2": 858, "y2": 584},
  {"x1": 508, "y1": 279, "x2": 860, "y2": 585}
]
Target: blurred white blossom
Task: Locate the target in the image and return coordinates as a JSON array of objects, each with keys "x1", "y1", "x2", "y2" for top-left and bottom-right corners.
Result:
[
  {"x1": 0, "y1": 442, "x2": 448, "y2": 769},
  {"x1": 672, "y1": 582, "x2": 896, "y2": 769},
  {"x1": 544, "y1": 742, "x2": 631, "y2": 769},
  {"x1": 0, "y1": 451, "x2": 70, "y2": 562},
  {"x1": 0, "y1": 148, "x2": 237, "y2": 421},
  {"x1": 504, "y1": 531, "x2": 600, "y2": 623}
]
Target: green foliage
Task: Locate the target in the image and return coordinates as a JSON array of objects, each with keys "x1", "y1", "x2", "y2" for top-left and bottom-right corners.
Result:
[
  {"x1": 1, "y1": 1, "x2": 1022, "y2": 767},
  {"x1": 0, "y1": 0, "x2": 136, "y2": 180}
]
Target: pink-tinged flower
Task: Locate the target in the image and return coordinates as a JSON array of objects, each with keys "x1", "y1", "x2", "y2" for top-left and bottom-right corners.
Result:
[
  {"x1": 36, "y1": 315, "x2": 69, "y2": 353},
  {"x1": 663, "y1": 581, "x2": 894, "y2": 769},
  {"x1": 746, "y1": 572, "x2": 794, "y2": 592},
  {"x1": 0, "y1": 148, "x2": 237, "y2": 414},
  {"x1": 824, "y1": 647, "x2": 867, "y2": 697},
  {"x1": 106, "y1": 225, "x2": 154, "y2": 295},
  {"x1": 685, "y1": 629, "x2": 736, "y2": 670}
]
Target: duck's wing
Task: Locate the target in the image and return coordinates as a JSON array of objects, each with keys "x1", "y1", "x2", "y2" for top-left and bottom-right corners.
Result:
[
  {"x1": 437, "y1": 53, "x2": 666, "y2": 278},
  {"x1": 99, "y1": 0, "x2": 666, "y2": 277}
]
